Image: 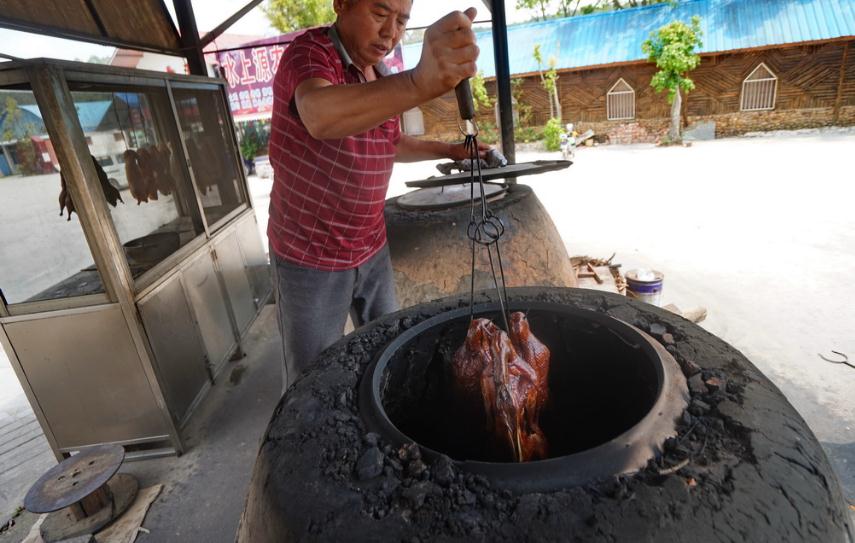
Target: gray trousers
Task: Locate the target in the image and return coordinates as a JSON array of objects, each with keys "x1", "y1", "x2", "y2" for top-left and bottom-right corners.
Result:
[{"x1": 271, "y1": 245, "x2": 399, "y2": 393}]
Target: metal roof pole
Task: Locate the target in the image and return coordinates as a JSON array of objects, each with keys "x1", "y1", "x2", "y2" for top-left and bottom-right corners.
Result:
[
  {"x1": 200, "y1": 0, "x2": 265, "y2": 48},
  {"x1": 490, "y1": 0, "x2": 515, "y2": 164},
  {"x1": 174, "y1": 0, "x2": 208, "y2": 76}
]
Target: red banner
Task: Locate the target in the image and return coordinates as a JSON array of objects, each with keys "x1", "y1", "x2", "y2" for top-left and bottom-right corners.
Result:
[{"x1": 215, "y1": 30, "x2": 405, "y2": 121}]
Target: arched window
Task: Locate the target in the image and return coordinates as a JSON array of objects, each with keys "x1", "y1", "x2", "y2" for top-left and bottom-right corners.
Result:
[
  {"x1": 741, "y1": 63, "x2": 777, "y2": 111},
  {"x1": 607, "y1": 78, "x2": 635, "y2": 121}
]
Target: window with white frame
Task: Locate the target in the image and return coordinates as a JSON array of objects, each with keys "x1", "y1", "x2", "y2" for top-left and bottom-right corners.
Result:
[
  {"x1": 741, "y1": 63, "x2": 778, "y2": 111},
  {"x1": 607, "y1": 78, "x2": 636, "y2": 121}
]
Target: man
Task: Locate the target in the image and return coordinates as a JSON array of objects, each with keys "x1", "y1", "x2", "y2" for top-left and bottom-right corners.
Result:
[{"x1": 269, "y1": 0, "x2": 487, "y2": 392}]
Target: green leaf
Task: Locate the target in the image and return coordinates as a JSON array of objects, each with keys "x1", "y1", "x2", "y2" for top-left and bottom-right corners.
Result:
[
  {"x1": 641, "y1": 17, "x2": 702, "y2": 104},
  {"x1": 262, "y1": 0, "x2": 335, "y2": 33},
  {"x1": 543, "y1": 117, "x2": 563, "y2": 151}
]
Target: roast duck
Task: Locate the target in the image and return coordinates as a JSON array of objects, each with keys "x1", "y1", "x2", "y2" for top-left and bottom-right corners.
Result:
[
  {"x1": 59, "y1": 155, "x2": 123, "y2": 221},
  {"x1": 60, "y1": 142, "x2": 180, "y2": 218},
  {"x1": 124, "y1": 144, "x2": 177, "y2": 205},
  {"x1": 452, "y1": 312, "x2": 550, "y2": 462}
]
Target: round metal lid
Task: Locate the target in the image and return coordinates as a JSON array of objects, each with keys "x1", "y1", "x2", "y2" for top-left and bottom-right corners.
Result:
[
  {"x1": 24, "y1": 444, "x2": 125, "y2": 514},
  {"x1": 396, "y1": 183, "x2": 506, "y2": 210}
]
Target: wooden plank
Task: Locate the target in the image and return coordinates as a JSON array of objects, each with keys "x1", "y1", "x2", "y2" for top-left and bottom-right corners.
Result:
[
  {"x1": 834, "y1": 41, "x2": 850, "y2": 122},
  {"x1": 0, "y1": 418, "x2": 40, "y2": 443},
  {"x1": 0, "y1": 0, "x2": 99, "y2": 36},
  {"x1": 0, "y1": 0, "x2": 181, "y2": 55},
  {"x1": 0, "y1": 438, "x2": 52, "y2": 477},
  {"x1": 90, "y1": 0, "x2": 181, "y2": 51},
  {"x1": 575, "y1": 265, "x2": 620, "y2": 295}
]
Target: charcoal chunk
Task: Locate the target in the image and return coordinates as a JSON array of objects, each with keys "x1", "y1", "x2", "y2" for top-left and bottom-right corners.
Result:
[{"x1": 356, "y1": 447, "x2": 384, "y2": 480}]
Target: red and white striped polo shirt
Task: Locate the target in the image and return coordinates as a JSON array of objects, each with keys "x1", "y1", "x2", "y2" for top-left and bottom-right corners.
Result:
[{"x1": 268, "y1": 26, "x2": 401, "y2": 271}]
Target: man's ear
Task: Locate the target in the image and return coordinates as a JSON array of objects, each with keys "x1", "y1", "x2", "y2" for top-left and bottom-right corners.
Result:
[{"x1": 332, "y1": 0, "x2": 349, "y2": 16}]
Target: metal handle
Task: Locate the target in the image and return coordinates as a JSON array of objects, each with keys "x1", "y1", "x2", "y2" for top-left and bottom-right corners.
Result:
[{"x1": 455, "y1": 79, "x2": 476, "y2": 121}]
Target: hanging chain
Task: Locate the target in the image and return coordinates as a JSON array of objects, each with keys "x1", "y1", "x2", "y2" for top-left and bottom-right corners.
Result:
[{"x1": 463, "y1": 129, "x2": 511, "y2": 331}]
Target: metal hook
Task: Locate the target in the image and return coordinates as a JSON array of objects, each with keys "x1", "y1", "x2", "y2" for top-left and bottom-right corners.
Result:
[
  {"x1": 818, "y1": 350, "x2": 855, "y2": 370},
  {"x1": 458, "y1": 118, "x2": 479, "y2": 139}
]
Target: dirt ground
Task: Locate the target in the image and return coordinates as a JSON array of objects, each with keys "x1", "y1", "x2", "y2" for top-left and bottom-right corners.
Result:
[
  {"x1": 245, "y1": 127, "x2": 855, "y2": 502},
  {"x1": 391, "y1": 127, "x2": 855, "y2": 504},
  {"x1": 1, "y1": 127, "x2": 853, "y2": 537}
]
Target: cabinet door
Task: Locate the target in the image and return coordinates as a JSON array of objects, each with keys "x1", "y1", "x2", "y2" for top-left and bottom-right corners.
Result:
[
  {"x1": 215, "y1": 232, "x2": 256, "y2": 335},
  {"x1": 183, "y1": 251, "x2": 235, "y2": 372},
  {"x1": 235, "y1": 214, "x2": 271, "y2": 306},
  {"x1": 4, "y1": 305, "x2": 169, "y2": 448},
  {"x1": 139, "y1": 275, "x2": 209, "y2": 425}
]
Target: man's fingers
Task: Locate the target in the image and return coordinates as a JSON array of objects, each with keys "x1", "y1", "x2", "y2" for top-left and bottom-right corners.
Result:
[
  {"x1": 455, "y1": 61, "x2": 477, "y2": 80},
  {"x1": 433, "y1": 43, "x2": 478, "y2": 69},
  {"x1": 446, "y1": 28, "x2": 477, "y2": 50},
  {"x1": 449, "y1": 44, "x2": 479, "y2": 64},
  {"x1": 418, "y1": 7, "x2": 480, "y2": 96},
  {"x1": 435, "y1": 9, "x2": 474, "y2": 33}
]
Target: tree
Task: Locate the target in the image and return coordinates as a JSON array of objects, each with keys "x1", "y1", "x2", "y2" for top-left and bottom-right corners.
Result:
[
  {"x1": 263, "y1": 0, "x2": 335, "y2": 33},
  {"x1": 0, "y1": 96, "x2": 19, "y2": 143},
  {"x1": 516, "y1": 0, "x2": 552, "y2": 21},
  {"x1": 533, "y1": 44, "x2": 561, "y2": 123},
  {"x1": 1, "y1": 96, "x2": 38, "y2": 175},
  {"x1": 612, "y1": 0, "x2": 672, "y2": 8},
  {"x1": 559, "y1": 0, "x2": 585, "y2": 17},
  {"x1": 641, "y1": 16, "x2": 702, "y2": 143},
  {"x1": 576, "y1": 0, "x2": 673, "y2": 16},
  {"x1": 468, "y1": 72, "x2": 499, "y2": 143},
  {"x1": 471, "y1": 72, "x2": 494, "y2": 114},
  {"x1": 511, "y1": 78, "x2": 532, "y2": 127}
]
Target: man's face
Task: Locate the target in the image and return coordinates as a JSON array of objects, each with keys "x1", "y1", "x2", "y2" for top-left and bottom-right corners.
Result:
[{"x1": 334, "y1": 0, "x2": 412, "y2": 69}]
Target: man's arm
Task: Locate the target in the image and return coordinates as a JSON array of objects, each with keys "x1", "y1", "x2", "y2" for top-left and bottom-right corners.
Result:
[
  {"x1": 296, "y1": 74, "x2": 429, "y2": 140},
  {"x1": 296, "y1": 9, "x2": 479, "y2": 140},
  {"x1": 395, "y1": 134, "x2": 490, "y2": 163}
]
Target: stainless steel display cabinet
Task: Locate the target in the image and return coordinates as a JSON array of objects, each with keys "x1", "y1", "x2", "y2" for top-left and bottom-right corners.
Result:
[{"x1": 0, "y1": 59, "x2": 271, "y2": 459}]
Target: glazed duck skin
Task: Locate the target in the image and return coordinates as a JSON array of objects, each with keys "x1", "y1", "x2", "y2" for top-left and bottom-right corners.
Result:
[
  {"x1": 451, "y1": 312, "x2": 550, "y2": 461},
  {"x1": 124, "y1": 149, "x2": 148, "y2": 204}
]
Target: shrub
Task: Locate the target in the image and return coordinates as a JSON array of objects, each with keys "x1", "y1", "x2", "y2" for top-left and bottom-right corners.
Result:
[
  {"x1": 514, "y1": 126, "x2": 542, "y2": 143},
  {"x1": 543, "y1": 117, "x2": 562, "y2": 151},
  {"x1": 478, "y1": 120, "x2": 499, "y2": 145}
]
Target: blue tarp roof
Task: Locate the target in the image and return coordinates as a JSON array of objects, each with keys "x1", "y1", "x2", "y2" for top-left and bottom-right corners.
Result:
[
  {"x1": 72, "y1": 101, "x2": 113, "y2": 132},
  {"x1": 403, "y1": 0, "x2": 855, "y2": 77},
  {"x1": 18, "y1": 101, "x2": 113, "y2": 133}
]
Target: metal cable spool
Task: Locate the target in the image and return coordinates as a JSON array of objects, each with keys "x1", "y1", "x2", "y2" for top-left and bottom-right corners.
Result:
[{"x1": 24, "y1": 445, "x2": 139, "y2": 542}]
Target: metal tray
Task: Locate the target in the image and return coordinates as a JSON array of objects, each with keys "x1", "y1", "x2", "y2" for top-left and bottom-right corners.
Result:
[
  {"x1": 396, "y1": 183, "x2": 507, "y2": 210},
  {"x1": 403, "y1": 160, "x2": 572, "y2": 188}
]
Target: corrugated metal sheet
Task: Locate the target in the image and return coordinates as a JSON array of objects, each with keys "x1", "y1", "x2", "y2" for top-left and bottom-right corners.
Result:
[
  {"x1": 20, "y1": 102, "x2": 112, "y2": 133},
  {"x1": 403, "y1": 0, "x2": 855, "y2": 77}
]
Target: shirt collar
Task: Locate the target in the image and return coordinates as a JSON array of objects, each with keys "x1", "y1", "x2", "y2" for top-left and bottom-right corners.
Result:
[{"x1": 327, "y1": 25, "x2": 390, "y2": 77}]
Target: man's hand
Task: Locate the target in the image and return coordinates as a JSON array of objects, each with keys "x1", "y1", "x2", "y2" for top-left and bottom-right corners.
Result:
[
  {"x1": 412, "y1": 8, "x2": 480, "y2": 100},
  {"x1": 448, "y1": 140, "x2": 492, "y2": 161},
  {"x1": 292, "y1": 8, "x2": 479, "y2": 141},
  {"x1": 395, "y1": 135, "x2": 491, "y2": 163}
]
